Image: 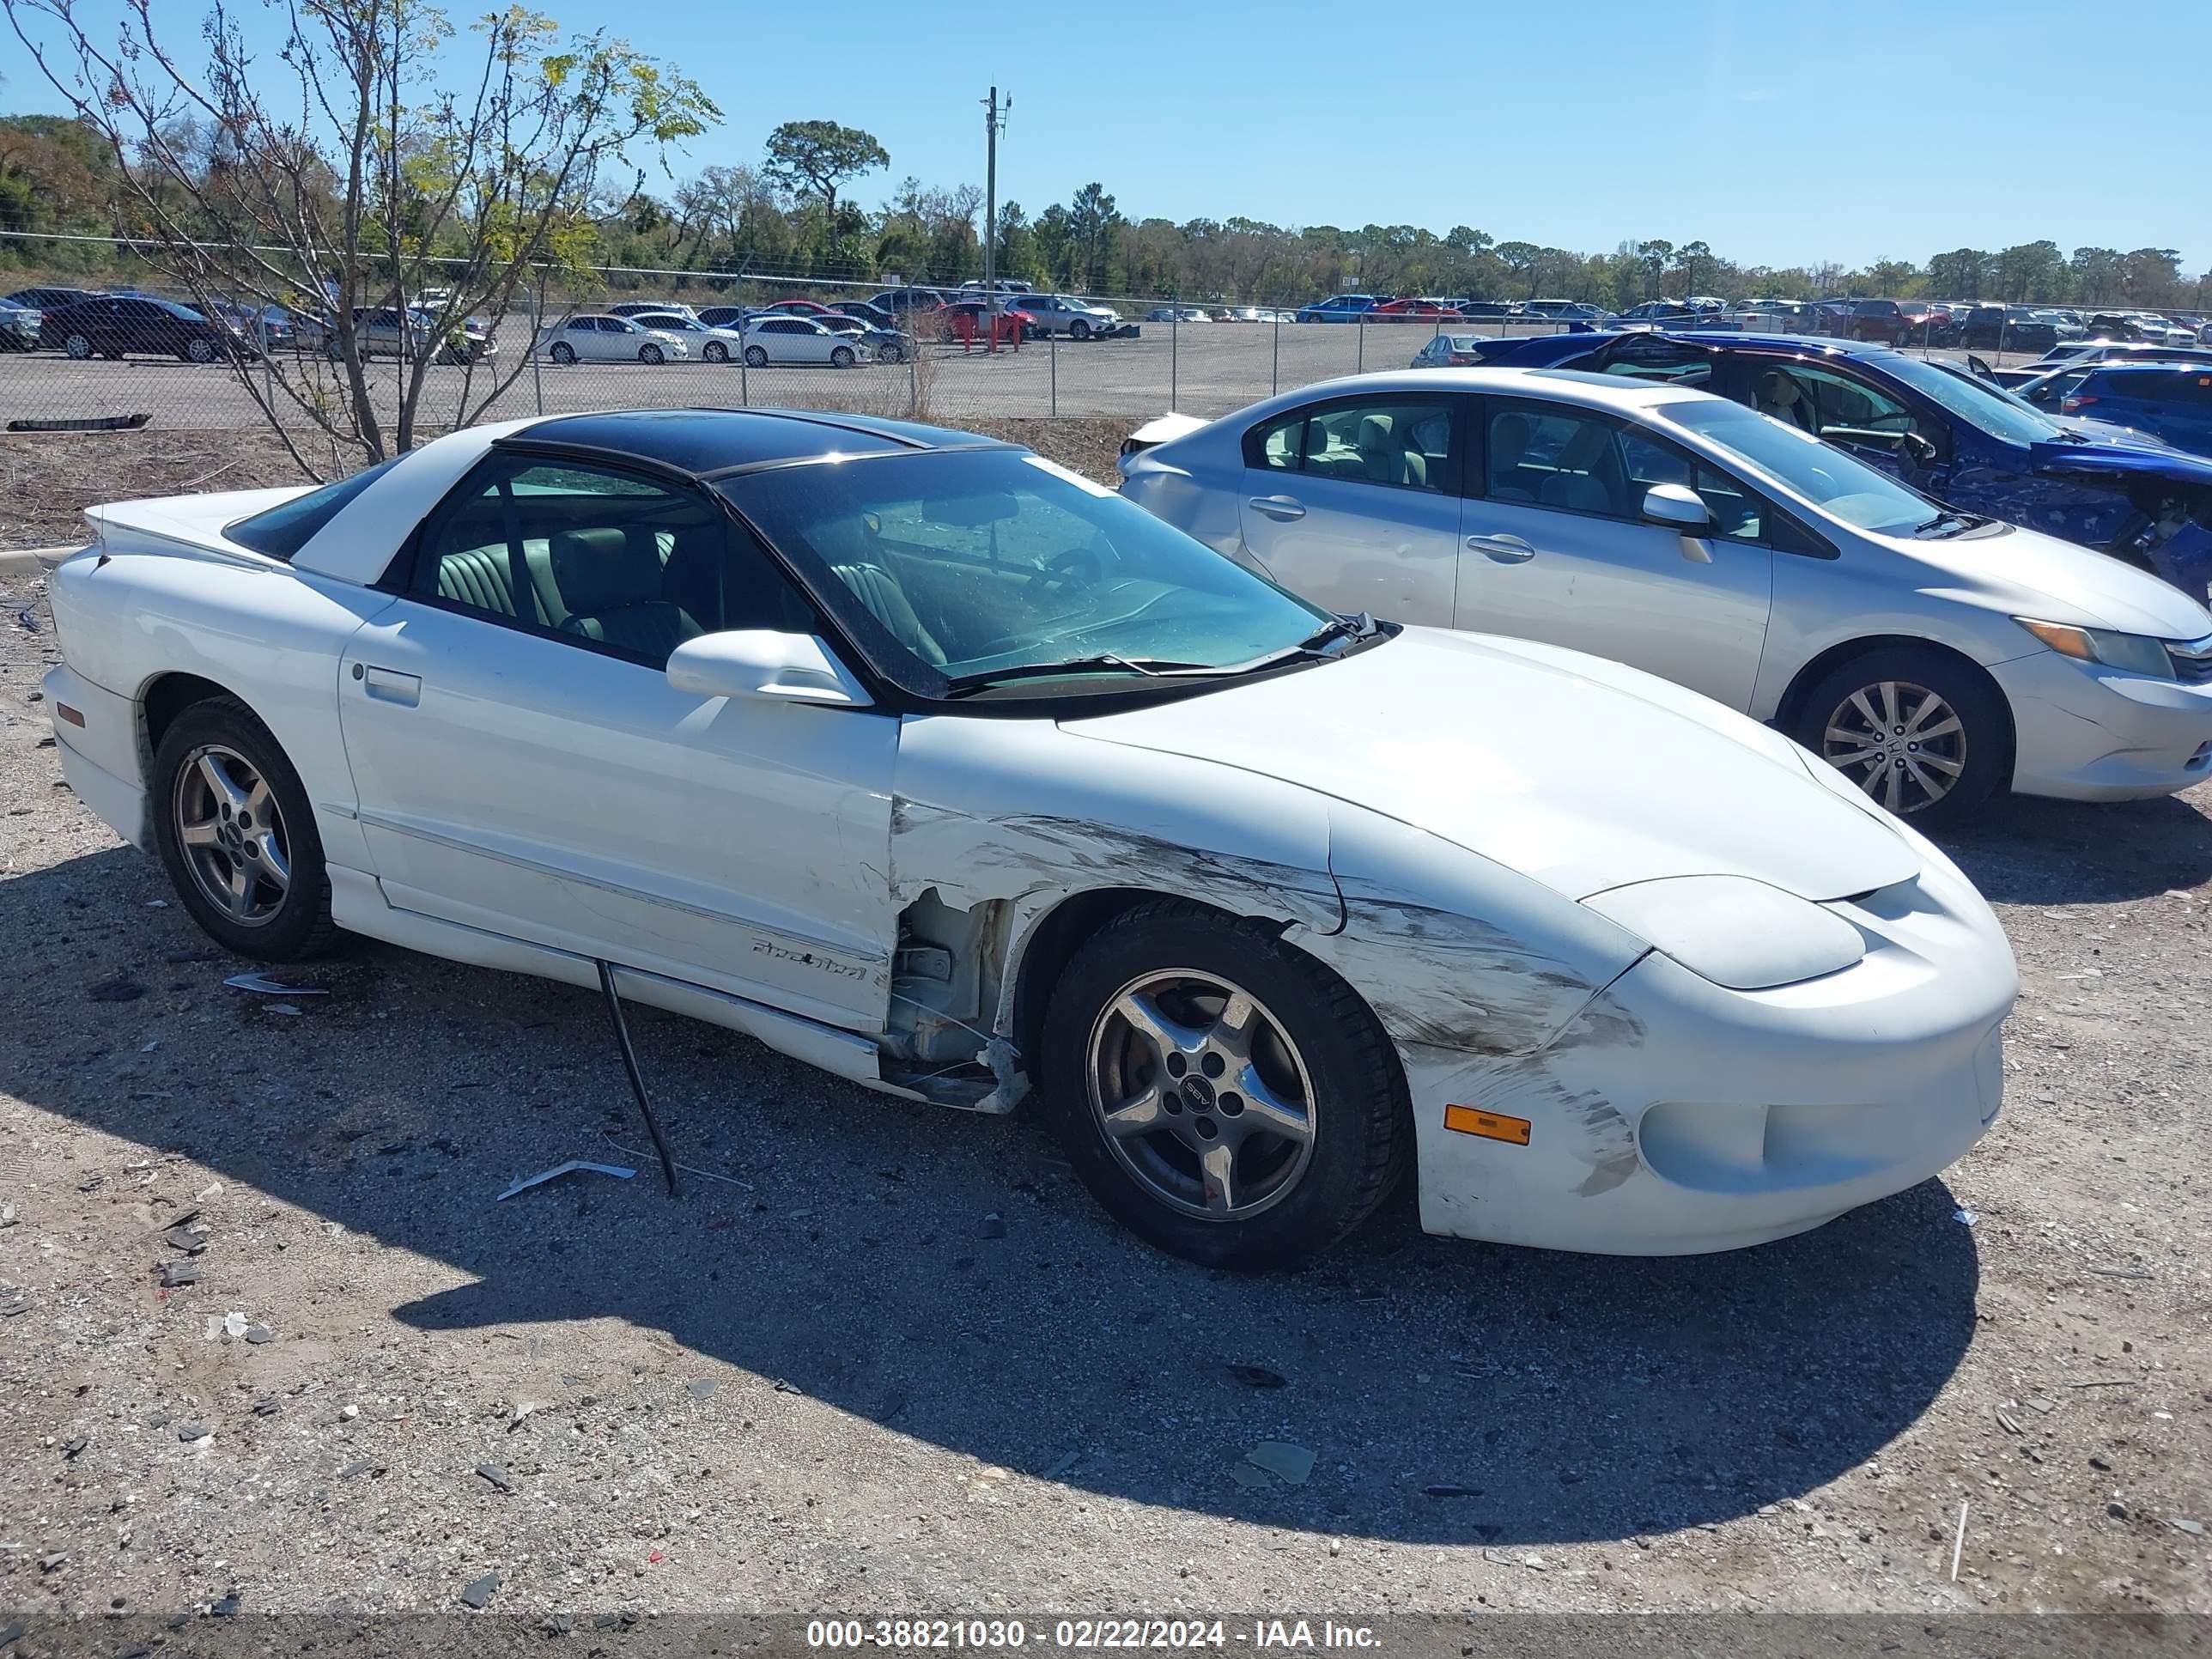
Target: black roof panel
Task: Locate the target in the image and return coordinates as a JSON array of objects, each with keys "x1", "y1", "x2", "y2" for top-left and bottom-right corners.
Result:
[{"x1": 508, "y1": 407, "x2": 948, "y2": 475}]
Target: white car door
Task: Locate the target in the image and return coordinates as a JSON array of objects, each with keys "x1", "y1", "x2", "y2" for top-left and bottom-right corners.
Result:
[
  {"x1": 334, "y1": 451, "x2": 901, "y2": 1028},
  {"x1": 1233, "y1": 391, "x2": 1463, "y2": 623},
  {"x1": 1452, "y1": 395, "x2": 1774, "y2": 711}
]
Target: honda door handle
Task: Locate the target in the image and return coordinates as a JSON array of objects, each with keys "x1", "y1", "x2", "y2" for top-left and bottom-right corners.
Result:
[
  {"x1": 1467, "y1": 533, "x2": 1535, "y2": 563},
  {"x1": 356, "y1": 664, "x2": 422, "y2": 708},
  {"x1": 1247, "y1": 495, "x2": 1306, "y2": 521}
]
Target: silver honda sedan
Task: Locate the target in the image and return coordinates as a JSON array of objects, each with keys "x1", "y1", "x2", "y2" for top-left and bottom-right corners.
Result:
[{"x1": 1119, "y1": 368, "x2": 2212, "y2": 823}]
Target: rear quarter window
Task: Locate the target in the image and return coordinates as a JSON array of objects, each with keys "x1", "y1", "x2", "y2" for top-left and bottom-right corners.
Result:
[{"x1": 225, "y1": 459, "x2": 398, "y2": 561}]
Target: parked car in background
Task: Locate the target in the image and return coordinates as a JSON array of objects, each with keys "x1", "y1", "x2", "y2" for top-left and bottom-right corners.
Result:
[
  {"x1": 6, "y1": 284, "x2": 103, "y2": 315},
  {"x1": 2008, "y1": 362, "x2": 2096, "y2": 410},
  {"x1": 2061, "y1": 364, "x2": 2212, "y2": 458},
  {"x1": 535, "y1": 313, "x2": 690, "y2": 364},
  {"x1": 46, "y1": 406, "x2": 2025, "y2": 1266},
  {"x1": 696, "y1": 305, "x2": 759, "y2": 330},
  {"x1": 762, "y1": 300, "x2": 841, "y2": 319},
  {"x1": 813, "y1": 312, "x2": 911, "y2": 362},
  {"x1": 1121, "y1": 368, "x2": 2212, "y2": 821},
  {"x1": 830, "y1": 301, "x2": 902, "y2": 331},
  {"x1": 1615, "y1": 301, "x2": 1698, "y2": 325},
  {"x1": 1448, "y1": 301, "x2": 1516, "y2": 321},
  {"x1": 40, "y1": 294, "x2": 256, "y2": 363},
  {"x1": 1838, "y1": 299, "x2": 1915, "y2": 344},
  {"x1": 1474, "y1": 329, "x2": 2212, "y2": 597},
  {"x1": 1954, "y1": 306, "x2": 2063, "y2": 353},
  {"x1": 625, "y1": 311, "x2": 746, "y2": 362},
  {"x1": 607, "y1": 301, "x2": 698, "y2": 324},
  {"x1": 0, "y1": 297, "x2": 41, "y2": 352},
  {"x1": 1295, "y1": 294, "x2": 1382, "y2": 323},
  {"x1": 1004, "y1": 293, "x2": 1123, "y2": 338},
  {"x1": 1410, "y1": 332, "x2": 1487, "y2": 368},
  {"x1": 1369, "y1": 297, "x2": 1462, "y2": 322},
  {"x1": 867, "y1": 287, "x2": 949, "y2": 315},
  {"x1": 329, "y1": 306, "x2": 492, "y2": 366},
  {"x1": 2088, "y1": 313, "x2": 2198, "y2": 347},
  {"x1": 740, "y1": 314, "x2": 869, "y2": 368}
]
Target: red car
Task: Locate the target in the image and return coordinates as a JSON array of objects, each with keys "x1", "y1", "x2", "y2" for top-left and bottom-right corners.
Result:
[
  {"x1": 764, "y1": 299, "x2": 837, "y2": 317},
  {"x1": 1370, "y1": 297, "x2": 1463, "y2": 322}
]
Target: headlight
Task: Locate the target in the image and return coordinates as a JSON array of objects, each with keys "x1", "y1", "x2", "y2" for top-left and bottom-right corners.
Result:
[
  {"x1": 1581, "y1": 874, "x2": 1866, "y2": 991},
  {"x1": 2015, "y1": 617, "x2": 2175, "y2": 679}
]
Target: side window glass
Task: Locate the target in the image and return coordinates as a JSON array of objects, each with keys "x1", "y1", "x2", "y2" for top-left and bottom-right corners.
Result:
[
  {"x1": 1298, "y1": 399, "x2": 1451, "y2": 491},
  {"x1": 414, "y1": 462, "x2": 807, "y2": 668},
  {"x1": 1247, "y1": 411, "x2": 1306, "y2": 471},
  {"x1": 1485, "y1": 404, "x2": 1629, "y2": 516},
  {"x1": 1618, "y1": 431, "x2": 1765, "y2": 543},
  {"x1": 1601, "y1": 341, "x2": 1712, "y2": 387}
]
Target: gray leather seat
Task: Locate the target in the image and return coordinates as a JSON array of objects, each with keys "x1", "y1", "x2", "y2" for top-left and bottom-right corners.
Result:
[
  {"x1": 833, "y1": 562, "x2": 946, "y2": 665},
  {"x1": 552, "y1": 526, "x2": 701, "y2": 661}
]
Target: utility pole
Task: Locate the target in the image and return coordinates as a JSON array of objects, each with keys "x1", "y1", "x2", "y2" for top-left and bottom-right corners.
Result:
[{"x1": 982, "y1": 86, "x2": 1010, "y2": 354}]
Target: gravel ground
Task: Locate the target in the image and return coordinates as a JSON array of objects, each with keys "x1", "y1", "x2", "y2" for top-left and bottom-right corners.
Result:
[{"x1": 1, "y1": 562, "x2": 2209, "y2": 1625}]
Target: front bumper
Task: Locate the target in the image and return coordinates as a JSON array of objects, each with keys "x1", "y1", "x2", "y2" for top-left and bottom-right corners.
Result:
[
  {"x1": 1398, "y1": 845, "x2": 2016, "y2": 1255},
  {"x1": 1992, "y1": 648, "x2": 2212, "y2": 800}
]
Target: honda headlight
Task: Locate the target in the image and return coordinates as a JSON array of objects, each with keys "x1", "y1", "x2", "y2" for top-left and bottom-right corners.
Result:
[{"x1": 2016, "y1": 618, "x2": 2175, "y2": 680}]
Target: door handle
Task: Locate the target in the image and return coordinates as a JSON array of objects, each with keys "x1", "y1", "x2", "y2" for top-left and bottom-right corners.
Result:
[
  {"x1": 1247, "y1": 494, "x2": 1306, "y2": 521},
  {"x1": 1467, "y1": 533, "x2": 1535, "y2": 563},
  {"x1": 357, "y1": 664, "x2": 422, "y2": 707}
]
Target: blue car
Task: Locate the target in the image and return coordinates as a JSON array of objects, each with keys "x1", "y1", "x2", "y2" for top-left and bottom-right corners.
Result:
[
  {"x1": 1474, "y1": 329, "x2": 2212, "y2": 597},
  {"x1": 2061, "y1": 362, "x2": 2212, "y2": 461},
  {"x1": 1294, "y1": 293, "x2": 1382, "y2": 324}
]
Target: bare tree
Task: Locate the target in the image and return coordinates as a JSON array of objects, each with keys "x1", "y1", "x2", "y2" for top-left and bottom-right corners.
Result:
[{"x1": 3, "y1": 0, "x2": 717, "y2": 473}]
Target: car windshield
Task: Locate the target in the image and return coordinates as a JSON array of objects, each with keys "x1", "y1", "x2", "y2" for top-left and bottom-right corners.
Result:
[
  {"x1": 1869, "y1": 350, "x2": 2063, "y2": 445},
  {"x1": 1656, "y1": 398, "x2": 1937, "y2": 537},
  {"x1": 726, "y1": 448, "x2": 1338, "y2": 698}
]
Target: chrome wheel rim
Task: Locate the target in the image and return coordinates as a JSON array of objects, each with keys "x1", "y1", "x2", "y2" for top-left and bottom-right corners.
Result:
[
  {"x1": 173, "y1": 744, "x2": 292, "y2": 926},
  {"x1": 1085, "y1": 969, "x2": 1316, "y2": 1222},
  {"x1": 1822, "y1": 679, "x2": 1966, "y2": 814},
  {"x1": 65, "y1": 334, "x2": 91, "y2": 358},
  {"x1": 187, "y1": 337, "x2": 216, "y2": 362}
]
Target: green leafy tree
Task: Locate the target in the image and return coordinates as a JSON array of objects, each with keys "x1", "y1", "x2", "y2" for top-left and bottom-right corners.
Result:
[
  {"x1": 1066, "y1": 182, "x2": 1121, "y2": 294},
  {"x1": 1925, "y1": 247, "x2": 1990, "y2": 299},
  {"x1": 761, "y1": 119, "x2": 887, "y2": 244},
  {"x1": 3, "y1": 0, "x2": 717, "y2": 469}
]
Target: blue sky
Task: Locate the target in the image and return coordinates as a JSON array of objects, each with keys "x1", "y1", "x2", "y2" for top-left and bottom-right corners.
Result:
[{"x1": 7, "y1": 0, "x2": 2206, "y2": 272}]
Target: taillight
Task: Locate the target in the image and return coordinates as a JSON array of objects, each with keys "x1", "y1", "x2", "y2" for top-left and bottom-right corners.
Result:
[{"x1": 2061, "y1": 395, "x2": 2094, "y2": 412}]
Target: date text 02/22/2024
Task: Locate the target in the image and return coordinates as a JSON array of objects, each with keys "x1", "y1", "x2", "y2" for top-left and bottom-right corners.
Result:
[{"x1": 801, "y1": 1620, "x2": 1382, "y2": 1650}]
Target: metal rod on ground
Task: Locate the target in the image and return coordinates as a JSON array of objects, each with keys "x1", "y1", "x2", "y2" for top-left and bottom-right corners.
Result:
[
  {"x1": 1049, "y1": 329, "x2": 1056, "y2": 417},
  {"x1": 596, "y1": 959, "x2": 680, "y2": 1198},
  {"x1": 1271, "y1": 313, "x2": 1279, "y2": 394},
  {"x1": 739, "y1": 349, "x2": 749, "y2": 408},
  {"x1": 1170, "y1": 305, "x2": 1179, "y2": 411}
]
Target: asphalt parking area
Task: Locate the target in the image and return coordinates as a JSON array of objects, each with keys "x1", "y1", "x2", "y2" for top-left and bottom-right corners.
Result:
[{"x1": 1, "y1": 568, "x2": 2208, "y2": 1618}]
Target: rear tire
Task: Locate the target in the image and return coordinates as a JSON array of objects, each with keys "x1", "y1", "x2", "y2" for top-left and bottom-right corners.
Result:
[
  {"x1": 703, "y1": 341, "x2": 728, "y2": 363},
  {"x1": 65, "y1": 333, "x2": 92, "y2": 360},
  {"x1": 151, "y1": 696, "x2": 339, "y2": 963},
  {"x1": 185, "y1": 337, "x2": 216, "y2": 364},
  {"x1": 549, "y1": 342, "x2": 575, "y2": 365},
  {"x1": 744, "y1": 344, "x2": 769, "y2": 368},
  {"x1": 1038, "y1": 900, "x2": 1407, "y2": 1271},
  {"x1": 1790, "y1": 645, "x2": 2010, "y2": 827}
]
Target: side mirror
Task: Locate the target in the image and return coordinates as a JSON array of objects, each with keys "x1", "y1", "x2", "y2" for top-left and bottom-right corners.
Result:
[
  {"x1": 666, "y1": 630, "x2": 872, "y2": 709},
  {"x1": 1641, "y1": 483, "x2": 1712, "y2": 531}
]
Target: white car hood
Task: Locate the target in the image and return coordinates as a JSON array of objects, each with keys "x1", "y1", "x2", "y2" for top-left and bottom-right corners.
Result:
[
  {"x1": 1060, "y1": 627, "x2": 1920, "y2": 902},
  {"x1": 1901, "y1": 525, "x2": 2212, "y2": 640}
]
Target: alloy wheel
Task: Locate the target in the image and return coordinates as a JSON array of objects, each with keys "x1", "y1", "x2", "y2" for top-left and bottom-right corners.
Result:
[
  {"x1": 173, "y1": 744, "x2": 293, "y2": 926},
  {"x1": 1085, "y1": 969, "x2": 1317, "y2": 1221},
  {"x1": 1821, "y1": 679, "x2": 1966, "y2": 815}
]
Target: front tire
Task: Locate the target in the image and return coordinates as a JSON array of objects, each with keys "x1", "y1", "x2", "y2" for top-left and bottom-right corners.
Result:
[
  {"x1": 549, "y1": 342, "x2": 575, "y2": 365},
  {"x1": 703, "y1": 340, "x2": 728, "y2": 363},
  {"x1": 185, "y1": 337, "x2": 217, "y2": 364},
  {"x1": 830, "y1": 344, "x2": 855, "y2": 368},
  {"x1": 640, "y1": 343, "x2": 665, "y2": 365},
  {"x1": 1038, "y1": 900, "x2": 1407, "y2": 1270},
  {"x1": 744, "y1": 344, "x2": 769, "y2": 368},
  {"x1": 65, "y1": 333, "x2": 93, "y2": 360},
  {"x1": 151, "y1": 696, "x2": 338, "y2": 962},
  {"x1": 1070, "y1": 319, "x2": 1091, "y2": 341},
  {"x1": 1790, "y1": 645, "x2": 2009, "y2": 826}
]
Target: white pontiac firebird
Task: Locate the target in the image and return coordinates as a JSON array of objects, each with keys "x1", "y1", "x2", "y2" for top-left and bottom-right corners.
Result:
[{"x1": 40, "y1": 409, "x2": 2019, "y2": 1268}]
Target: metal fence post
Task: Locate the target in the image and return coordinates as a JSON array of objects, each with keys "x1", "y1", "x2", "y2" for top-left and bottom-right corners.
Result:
[
  {"x1": 739, "y1": 349, "x2": 750, "y2": 408},
  {"x1": 1271, "y1": 314, "x2": 1279, "y2": 395},
  {"x1": 1170, "y1": 307, "x2": 1179, "y2": 411},
  {"x1": 529, "y1": 288, "x2": 544, "y2": 416},
  {"x1": 1357, "y1": 315, "x2": 1365, "y2": 374},
  {"x1": 907, "y1": 349, "x2": 917, "y2": 418},
  {"x1": 1049, "y1": 329, "x2": 1057, "y2": 417}
]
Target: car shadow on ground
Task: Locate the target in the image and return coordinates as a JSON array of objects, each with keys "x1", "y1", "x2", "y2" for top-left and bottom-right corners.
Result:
[
  {"x1": 1935, "y1": 787, "x2": 2212, "y2": 904},
  {"x1": 3, "y1": 845, "x2": 1979, "y2": 1548}
]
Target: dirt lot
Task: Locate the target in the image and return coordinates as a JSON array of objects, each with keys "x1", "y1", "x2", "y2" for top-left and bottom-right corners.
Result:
[{"x1": 0, "y1": 492, "x2": 2209, "y2": 1626}]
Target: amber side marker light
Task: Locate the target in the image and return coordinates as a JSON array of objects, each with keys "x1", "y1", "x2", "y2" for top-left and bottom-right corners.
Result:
[
  {"x1": 1444, "y1": 1104, "x2": 1530, "y2": 1146},
  {"x1": 56, "y1": 702, "x2": 85, "y2": 728}
]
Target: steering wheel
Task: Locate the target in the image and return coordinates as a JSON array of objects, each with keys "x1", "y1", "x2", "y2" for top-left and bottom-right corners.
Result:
[{"x1": 1024, "y1": 547, "x2": 1104, "y2": 592}]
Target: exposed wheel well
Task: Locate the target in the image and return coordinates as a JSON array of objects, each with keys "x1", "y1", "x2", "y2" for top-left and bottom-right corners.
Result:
[
  {"x1": 1775, "y1": 635, "x2": 2015, "y2": 777},
  {"x1": 1008, "y1": 889, "x2": 1294, "y2": 1097}
]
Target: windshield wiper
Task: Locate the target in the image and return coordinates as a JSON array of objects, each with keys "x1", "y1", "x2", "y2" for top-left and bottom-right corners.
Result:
[
  {"x1": 1912, "y1": 510, "x2": 1980, "y2": 538},
  {"x1": 941, "y1": 653, "x2": 1225, "y2": 696},
  {"x1": 1294, "y1": 611, "x2": 1380, "y2": 654}
]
